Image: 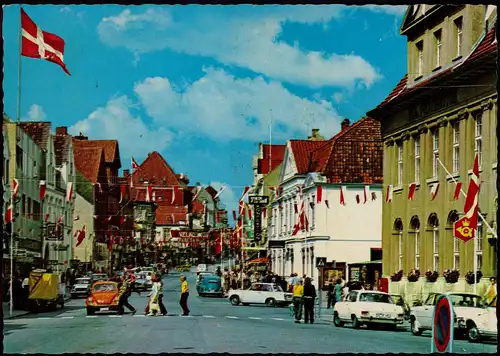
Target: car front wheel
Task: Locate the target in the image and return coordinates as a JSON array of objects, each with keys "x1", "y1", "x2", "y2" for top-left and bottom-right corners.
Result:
[
  {"x1": 333, "y1": 312, "x2": 344, "y2": 327},
  {"x1": 351, "y1": 315, "x2": 361, "y2": 329},
  {"x1": 230, "y1": 296, "x2": 240, "y2": 306},
  {"x1": 467, "y1": 324, "x2": 481, "y2": 343},
  {"x1": 265, "y1": 298, "x2": 277, "y2": 307}
]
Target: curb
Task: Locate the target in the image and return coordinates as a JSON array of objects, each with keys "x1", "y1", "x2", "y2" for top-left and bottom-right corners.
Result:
[{"x1": 4, "y1": 297, "x2": 73, "y2": 320}]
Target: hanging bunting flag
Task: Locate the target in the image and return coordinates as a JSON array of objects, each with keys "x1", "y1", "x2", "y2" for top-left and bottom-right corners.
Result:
[
  {"x1": 120, "y1": 216, "x2": 127, "y2": 224},
  {"x1": 75, "y1": 226, "x2": 86, "y2": 247},
  {"x1": 192, "y1": 186, "x2": 202, "y2": 201},
  {"x1": 39, "y1": 180, "x2": 46, "y2": 201},
  {"x1": 325, "y1": 200, "x2": 330, "y2": 209},
  {"x1": 454, "y1": 154, "x2": 480, "y2": 242},
  {"x1": 146, "y1": 185, "x2": 153, "y2": 203},
  {"x1": 232, "y1": 210, "x2": 237, "y2": 220},
  {"x1": 240, "y1": 186, "x2": 250, "y2": 201},
  {"x1": 408, "y1": 183, "x2": 417, "y2": 200},
  {"x1": 171, "y1": 214, "x2": 176, "y2": 224},
  {"x1": 103, "y1": 215, "x2": 112, "y2": 222},
  {"x1": 340, "y1": 186, "x2": 347, "y2": 206},
  {"x1": 108, "y1": 234, "x2": 114, "y2": 252},
  {"x1": 430, "y1": 183, "x2": 440, "y2": 201},
  {"x1": 4, "y1": 204, "x2": 13, "y2": 225},
  {"x1": 171, "y1": 186, "x2": 180, "y2": 205},
  {"x1": 95, "y1": 182, "x2": 103, "y2": 193},
  {"x1": 131, "y1": 157, "x2": 139, "y2": 170},
  {"x1": 12, "y1": 179, "x2": 19, "y2": 201},
  {"x1": 214, "y1": 185, "x2": 226, "y2": 200},
  {"x1": 119, "y1": 184, "x2": 126, "y2": 204},
  {"x1": 453, "y1": 182, "x2": 462, "y2": 200},
  {"x1": 66, "y1": 182, "x2": 73, "y2": 202},
  {"x1": 262, "y1": 207, "x2": 267, "y2": 219},
  {"x1": 385, "y1": 185, "x2": 394, "y2": 203},
  {"x1": 20, "y1": 8, "x2": 71, "y2": 75},
  {"x1": 316, "y1": 185, "x2": 322, "y2": 204},
  {"x1": 356, "y1": 194, "x2": 361, "y2": 204},
  {"x1": 45, "y1": 213, "x2": 50, "y2": 222},
  {"x1": 363, "y1": 186, "x2": 370, "y2": 204}
]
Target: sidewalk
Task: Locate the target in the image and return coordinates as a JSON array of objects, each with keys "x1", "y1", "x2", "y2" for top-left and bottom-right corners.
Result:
[{"x1": 3, "y1": 295, "x2": 73, "y2": 320}]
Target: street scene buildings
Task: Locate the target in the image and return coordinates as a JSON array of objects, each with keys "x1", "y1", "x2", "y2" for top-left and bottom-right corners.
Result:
[{"x1": 2, "y1": 4, "x2": 497, "y2": 355}]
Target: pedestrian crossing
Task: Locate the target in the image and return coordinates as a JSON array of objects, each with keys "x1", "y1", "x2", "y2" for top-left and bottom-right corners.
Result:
[{"x1": 15, "y1": 313, "x2": 293, "y2": 321}]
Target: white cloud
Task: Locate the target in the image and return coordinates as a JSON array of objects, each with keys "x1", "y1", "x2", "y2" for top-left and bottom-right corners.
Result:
[
  {"x1": 25, "y1": 104, "x2": 47, "y2": 121},
  {"x1": 332, "y1": 92, "x2": 344, "y2": 103},
  {"x1": 68, "y1": 96, "x2": 173, "y2": 160},
  {"x1": 360, "y1": 5, "x2": 408, "y2": 16},
  {"x1": 98, "y1": 6, "x2": 382, "y2": 89},
  {"x1": 134, "y1": 67, "x2": 342, "y2": 142}
]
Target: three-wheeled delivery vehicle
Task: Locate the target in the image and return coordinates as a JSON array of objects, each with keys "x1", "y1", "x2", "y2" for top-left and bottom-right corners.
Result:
[{"x1": 28, "y1": 269, "x2": 65, "y2": 313}]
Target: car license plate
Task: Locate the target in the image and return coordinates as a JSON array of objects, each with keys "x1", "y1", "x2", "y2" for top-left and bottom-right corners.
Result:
[
  {"x1": 376, "y1": 313, "x2": 390, "y2": 318},
  {"x1": 100, "y1": 307, "x2": 109, "y2": 312}
]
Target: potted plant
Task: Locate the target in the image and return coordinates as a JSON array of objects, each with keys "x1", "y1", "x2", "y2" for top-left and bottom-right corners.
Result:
[
  {"x1": 407, "y1": 269, "x2": 420, "y2": 282},
  {"x1": 465, "y1": 270, "x2": 483, "y2": 284},
  {"x1": 390, "y1": 269, "x2": 403, "y2": 282},
  {"x1": 425, "y1": 270, "x2": 439, "y2": 282},
  {"x1": 443, "y1": 269, "x2": 460, "y2": 284}
]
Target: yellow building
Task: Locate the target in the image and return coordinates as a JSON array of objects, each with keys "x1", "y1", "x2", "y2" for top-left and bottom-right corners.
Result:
[{"x1": 367, "y1": 5, "x2": 497, "y2": 282}]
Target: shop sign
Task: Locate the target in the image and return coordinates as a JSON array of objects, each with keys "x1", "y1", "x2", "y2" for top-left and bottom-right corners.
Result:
[
  {"x1": 17, "y1": 239, "x2": 42, "y2": 253},
  {"x1": 253, "y1": 204, "x2": 262, "y2": 242}
]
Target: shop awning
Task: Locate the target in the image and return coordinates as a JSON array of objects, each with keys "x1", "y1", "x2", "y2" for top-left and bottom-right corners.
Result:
[
  {"x1": 349, "y1": 260, "x2": 382, "y2": 266},
  {"x1": 247, "y1": 257, "x2": 269, "y2": 264}
]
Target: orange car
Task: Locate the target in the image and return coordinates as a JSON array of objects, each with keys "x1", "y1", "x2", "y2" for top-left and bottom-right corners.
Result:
[{"x1": 85, "y1": 281, "x2": 120, "y2": 315}]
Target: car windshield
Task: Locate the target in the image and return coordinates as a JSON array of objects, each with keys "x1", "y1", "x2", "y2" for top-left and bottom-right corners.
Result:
[
  {"x1": 93, "y1": 283, "x2": 117, "y2": 292},
  {"x1": 76, "y1": 279, "x2": 91, "y2": 285},
  {"x1": 359, "y1": 293, "x2": 393, "y2": 304},
  {"x1": 449, "y1": 294, "x2": 484, "y2": 308}
]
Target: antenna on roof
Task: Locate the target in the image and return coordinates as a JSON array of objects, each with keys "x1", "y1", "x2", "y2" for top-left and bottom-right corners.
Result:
[{"x1": 269, "y1": 109, "x2": 273, "y2": 175}]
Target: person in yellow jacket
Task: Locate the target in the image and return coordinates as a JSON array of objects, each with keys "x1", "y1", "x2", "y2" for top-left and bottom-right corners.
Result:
[
  {"x1": 179, "y1": 275, "x2": 190, "y2": 316},
  {"x1": 292, "y1": 279, "x2": 304, "y2": 323}
]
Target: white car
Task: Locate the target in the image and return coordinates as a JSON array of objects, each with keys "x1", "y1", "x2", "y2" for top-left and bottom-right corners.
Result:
[
  {"x1": 410, "y1": 292, "x2": 485, "y2": 337},
  {"x1": 70, "y1": 277, "x2": 92, "y2": 298},
  {"x1": 228, "y1": 282, "x2": 293, "y2": 307},
  {"x1": 333, "y1": 290, "x2": 405, "y2": 329},
  {"x1": 465, "y1": 296, "x2": 497, "y2": 343},
  {"x1": 196, "y1": 264, "x2": 208, "y2": 274},
  {"x1": 91, "y1": 273, "x2": 108, "y2": 282}
]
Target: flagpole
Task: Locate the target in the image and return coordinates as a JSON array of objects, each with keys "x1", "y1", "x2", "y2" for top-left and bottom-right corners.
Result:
[
  {"x1": 17, "y1": 6, "x2": 23, "y2": 123},
  {"x1": 9, "y1": 196, "x2": 14, "y2": 316},
  {"x1": 437, "y1": 158, "x2": 497, "y2": 237},
  {"x1": 473, "y1": 229, "x2": 478, "y2": 295}
]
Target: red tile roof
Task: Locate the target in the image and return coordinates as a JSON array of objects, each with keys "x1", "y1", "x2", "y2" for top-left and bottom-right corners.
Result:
[
  {"x1": 54, "y1": 134, "x2": 71, "y2": 166},
  {"x1": 18, "y1": 122, "x2": 51, "y2": 151},
  {"x1": 289, "y1": 140, "x2": 327, "y2": 174},
  {"x1": 72, "y1": 139, "x2": 120, "y2": 165},
  {"x1": 131, "y1": 151, "x2": 181, "y2": 187},
  {"x1": 73, "y1": 147, "x2": 105, "y2": 183},
  {"x1": 155, "y1": 204, "x2": 188, "y2": 225},
  {"x1": 258, "y1": 144, "x2": 286, "y2": 174},
  {"x1": 373, "y1": 27, "x2": 497, "y2": 112}
]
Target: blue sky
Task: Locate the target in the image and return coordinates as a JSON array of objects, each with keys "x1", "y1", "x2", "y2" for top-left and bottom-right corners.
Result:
[{"x1": 3, "y1": 4, "x2": 408, "y2": 213}]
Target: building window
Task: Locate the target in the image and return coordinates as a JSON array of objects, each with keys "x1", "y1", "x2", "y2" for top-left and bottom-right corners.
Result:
[
  {"x1": 411, "y1": 217, "x2": 421, "y2": 270},
  {"x1": 416, "y1": 41, "x2": 424, "y2": 77},
  {"x1": 476, "y1": 222, "x2": 483, "y2": 271},
  {"x1": 474, "y1": 112, "x2": 483, "y2": 166},
  {"x1": 452, "y1": 122, "x2": 460, "y2": 173},
  {"x1": 397, "y1": 143, "x2": 403, "y2": 187},
  {"x1": 434, "y1": 30, "x2": 442, "y2": 67},
  {"x1": 288, "y1": 201, "x2": 292, "y2": 234},
  {"x1": 394, "y1": 219, "x2": 404, "y2": 271},
  {"x1": 455, "y1": 17, "x2": 463, "y2": 58},
  {"x1": 432, "y1": 130, "x2": 439, "y2": 178},
  {"x1": 453, "y1": 236, "x2": 460, "y2": 270},
  {"x1": 414, "y1": 137, "x2": 421, "y2": 183},
  {"x1": 279, "y1": 207, "x2": 283, "y2": 235},
  {"x1": 429, "y1": 215, "x2": 440, "y2": 272}
]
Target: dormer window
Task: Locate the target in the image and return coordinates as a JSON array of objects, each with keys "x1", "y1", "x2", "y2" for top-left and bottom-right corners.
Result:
[
  {"x1": 455, "y1": 17, "x2": 463, "y2": 58},
  {"x1": 416, "y1": 41, "x2": 424, "y2": 77},
  {"x1": 434, "y1": 30, "x2": 442, "y2": 68}
]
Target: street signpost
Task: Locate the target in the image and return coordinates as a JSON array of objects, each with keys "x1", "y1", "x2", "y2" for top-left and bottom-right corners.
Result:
[
  {"x1": 248, "y1": 195, "x2": 268, "y2": 243},
  {"x1": 315, "y1": 257, "x2": 327, "y2": 318},
  {"x1": 431, "y1": 294, "x2": 454, "y2": 353},
  {"x1": 315, "y1": 257, "x2": 326, "y2": 268}
]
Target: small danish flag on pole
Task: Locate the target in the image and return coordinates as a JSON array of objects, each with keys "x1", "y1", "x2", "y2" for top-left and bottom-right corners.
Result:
[{"x1": 21, "y1": 8, "x2": 71, "y2": 75}]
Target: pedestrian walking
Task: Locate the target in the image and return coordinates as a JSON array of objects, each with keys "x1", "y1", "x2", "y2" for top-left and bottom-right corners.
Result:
[
  {"x1": 484, "y1": 277, "x2": 497, "y2": 304},
  {"x1": 302, "y1": 277, "x2": 316, "y2": 324},
  {"x1": 179, "y1": 275, "x2": 190, "y2": 316},
  {"x1": 334, "y1": 279, "x2": 343, "y2": 305},
  {"x1": 327, "y1": 278, "x2": 335, "y2": 309},
  {"x1": 117, "y1": 275, "x2": 136, "y2": 315},
  {"x1": 292, "y1": 279, "x2": 304, "y2": 323}
]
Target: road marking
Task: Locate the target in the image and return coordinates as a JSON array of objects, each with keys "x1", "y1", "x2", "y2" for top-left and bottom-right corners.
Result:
[
  {"x1": 249, "y1": 317, "x2": 262, "y2": 320},
  {"x1": 109, "y1": 315, "x2": 122, "y2": 318},
  {"x1": 133, "y1": 315, "x2": 146, "y2": 317},
  {"x1": 61, "y1": 316, "x2": 74, "y2": 319},
  {"x1": 203, "y1": 315, "x2": 216, "y2": 318},
  {"x1": 226, "y1": 316, "x2": 239, "y2": 319},
  {"x1": 271, "y1": 317, "x2": 285, "y2": 321},
  {"x1": 86, "y1": 316, "x2": 97, "y2": 318},
  {"x1": 37, "y1": 317, "x2": 51, "y2": 320}
]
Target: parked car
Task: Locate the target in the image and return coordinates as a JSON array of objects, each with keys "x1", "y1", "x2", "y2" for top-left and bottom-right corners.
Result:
[
  {"x1": 409, "y1": 292, "x2": 485, "y2": 337},
  {"x1": 390, "y1": 294, "x2": 411, "y2": 320},
  {"x1": 227, "y1": 282, "x2": 293, "y2": 307},
  {"x1": 71, "y1": 277, "x2": 92, "y2": 299},
  {"x1": 333, "y1": 290, "x2": 405, "y2": 329},
  {"x1": 466, "y1": 296, "x2": 497, "y2": 343},
  {"x1": 197, "y1": 275, "x2": 223, "y2": 297},
  {"x1": 85, "y1": 281, "x2": 120, "y2": 315},
  {"x1": 134, "y1": 273, "x2": 153, "y2": 291},
  {"x1": 196, "y1": 264, "x2": 208, "y2": 274},
  {"x1": 91, "y1": 274, "x2": 108, "y2": 282}
]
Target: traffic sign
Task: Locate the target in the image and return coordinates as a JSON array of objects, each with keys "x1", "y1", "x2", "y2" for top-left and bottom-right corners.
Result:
[
  {"x1": 431, "y1": 294, "x2": 454, "y2": 353},
  {"x1": 315, "y1": 257, "x2": 326, "y2": 268},
  {"x1": 249, "y1": 196, "x2": 269, "y2": 205}
]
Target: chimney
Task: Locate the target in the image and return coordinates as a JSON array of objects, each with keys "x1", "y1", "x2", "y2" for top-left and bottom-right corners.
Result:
[
  {"x1": 341, "y1": 118, "x2": 350, "y2": 131},
  {"x1": 56, "y1": 126, "x2": 68, "y2": 135},
  {"x1": 123, "y1": 169, "x2": 130, "y2": 177},
  {"x1": 74, "y1": 132, "x2": 88, "y2": 140},
  {"x1": 308, "y1": 128, "x2": 325, "y2": 141},
  {"x1": 311, "y1": 128, "x2": 319, "y2": 137}
]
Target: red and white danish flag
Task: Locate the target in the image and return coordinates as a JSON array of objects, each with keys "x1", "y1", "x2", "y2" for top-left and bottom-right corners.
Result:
[
  {"x1": 385, "y1": 185, "x2": 394, "y2": 203},
  {"x1": 214, "y1": 185, "x2": 226, "y2": 200},
  {"x1": 12, "y1": 179, "x2": 19, "y2": 201},
  {"x1": 408, "y1": 183, "x2": 417, "y2": 201},
  {"x1": 20, "y1": 8, "x2": 70, "y2": 75},
  {"x1": 192, "y1": 186, "x2": 202, "y2": 201},
  {"x1": 75, "y1": 226, "x2": 86, "y2": 247},
  {"x1": 44, "y1": 213, "x2": 50, "y2": 222},
  {"x1": 340, "y1": 186, "x2": 347, "y2": 206},
  {"x1": 171, "y1": 186, "x2": 180, "y2": 204},
  {"x1": 240, "y1": 186, "x2": 250, "y2": 201},
  {"x1": 119, "y1": 184, "x2": 126, "y2": 204},
  {"x1": 316, "y1": 185, "x2": 323, "y2": 204},
  {"x1": 66, "y1": 182, "x2": 73, "y2": 202},
  {"x1": 146, "y1": 185, "x2": 153, "y2": 203},
  {"x1": 4, "y1": 204, "x2": 13, "y2": 225},
  {"x1": 453, "y1": 182, "x2": 462, "y2": 200},
  {"x1": 131, "y1": 157, "x2": 139, "y2": 170},
  {"x1": 363, "y1": 186, "x2": 370, "y2": 204},
  {"x1": 430, "y1": 183, "x2": 440, "y2": 201},
  {"x1": 39, "y1": 180, "x2": 46, "y2": 201}
]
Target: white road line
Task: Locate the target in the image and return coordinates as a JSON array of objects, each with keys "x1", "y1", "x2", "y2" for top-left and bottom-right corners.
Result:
[
  {"x1": 203, "y1": 315, "x2": 216, "y2": 318},
  {"x1": 37, "y1": 317, "x2": 51, "y2": 320},
  {"x1": 133, "y1": 315, "x2": 146, "y2": 317},
  {"x1": 109, "y1": 315, "x2": 122, "y2": 318},
  {"x1": 86, "y1": 316, "x2": 97, "y2": 318},
  {"x1": 249, "y1": 317, "x2": 262, "y2": 320},
  {"x1": 226, "y1": 316, "x2": 239, "y2": 319},
  {"x1": 271, "y1": 317, "x2": 285, "y2": 321},
  {"x1": 61, "y1": 316, "x2": 74, "y2": 319}
]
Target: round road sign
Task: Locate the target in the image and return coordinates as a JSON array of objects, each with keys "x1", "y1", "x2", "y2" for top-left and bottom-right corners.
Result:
[{"x1": 433, "y1": 296, "x2": 452, "y2": 353}]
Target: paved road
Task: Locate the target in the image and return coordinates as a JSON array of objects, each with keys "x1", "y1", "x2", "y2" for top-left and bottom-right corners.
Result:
[{"x1": 4, "y1": 272, "x2": 497, "y2": 354}]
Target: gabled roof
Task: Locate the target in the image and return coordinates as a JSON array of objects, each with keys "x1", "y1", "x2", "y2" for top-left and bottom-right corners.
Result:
[
  {"x1": 371, "y1": 26, "x2": 497, "y2": 114},
  {"x1": 131, "y1": 151, "x2": 181, "y2": 187},
  {"x1": 18, "y1": 122, "x2": 51, "y2": 151},
  {"x1": 258, "y1": 144, "x2": 286, "y2": 175},
  {"x1": 54, "y1": 134, "x2": 71, "y2": 166},
  {"x1": 72, "y1": 139, "x2": 120, "y2": 166},
  {"x1": 73, "y1": 147, "x2": 104, "y2": 183},
  {"x1": 288, "y1": 140, "x2": 326, "y2": 174},
  {"x1": 155, "y1": 204, "x2": 188, "y2": 225}
]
